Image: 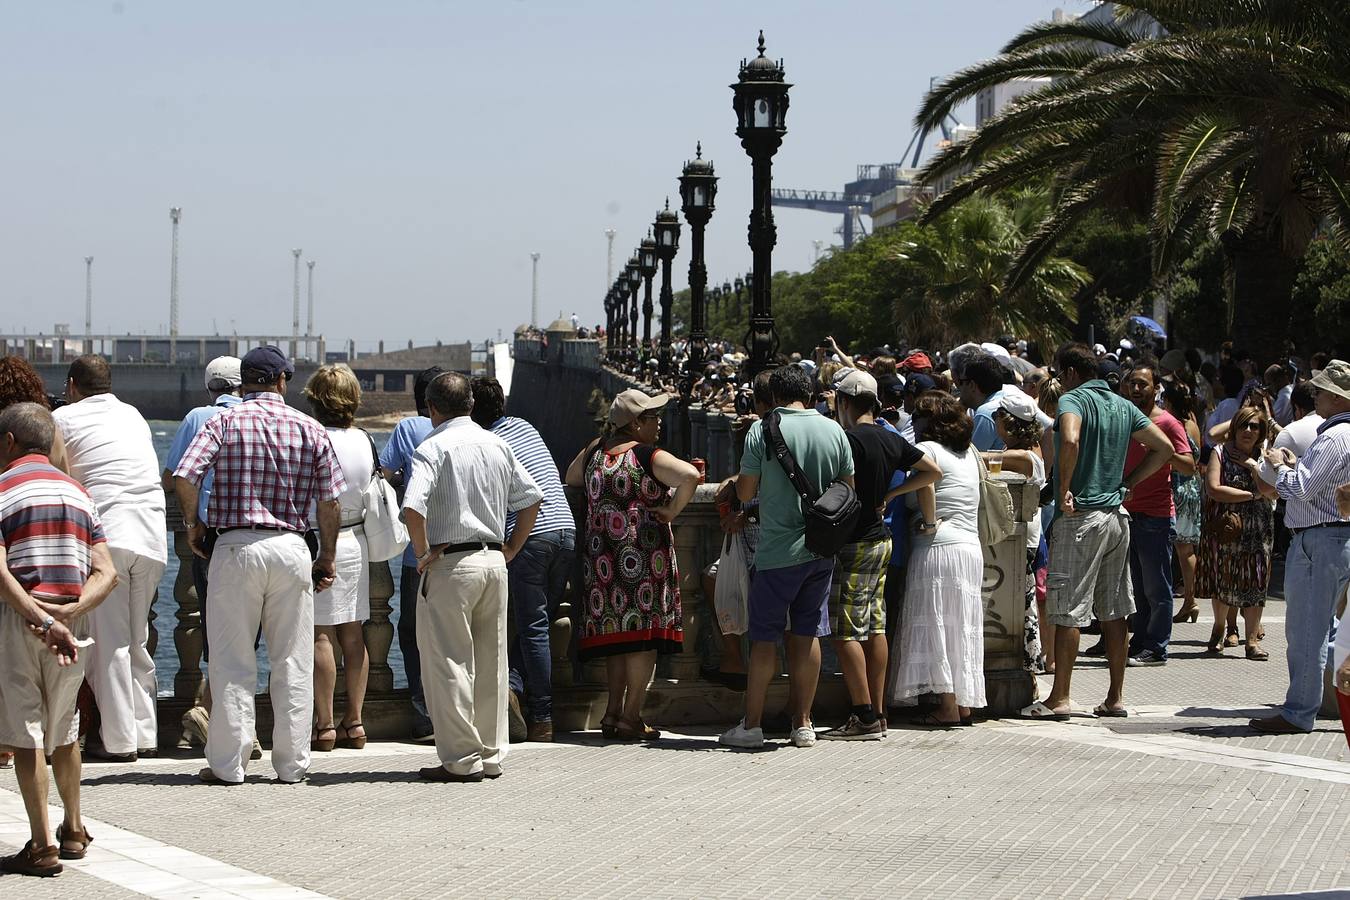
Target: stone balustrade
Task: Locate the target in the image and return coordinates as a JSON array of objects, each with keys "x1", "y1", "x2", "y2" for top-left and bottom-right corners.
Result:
[{"x1": 149, "y1": 418, "x2": 1035, "y2": 745}]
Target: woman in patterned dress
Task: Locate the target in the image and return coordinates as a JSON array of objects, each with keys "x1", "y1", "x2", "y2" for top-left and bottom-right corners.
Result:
[
  {"x1": 1163, "y1": 381, "x2": 1204, "y2": 624},
  {"x1": 1197, "y1": 405, "x2": 1277, "y2": 659},
  {"x1": 565, "y1": 389, "x2": 700, "y2": 741}
]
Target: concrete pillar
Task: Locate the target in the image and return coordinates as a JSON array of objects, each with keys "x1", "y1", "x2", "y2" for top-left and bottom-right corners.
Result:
[
  {"x1": 364, "y1": 561, "x2": 395, "y2": 693},
  {"x1": 981, "y1": 474, "x2": 1036, "y2": 715},
  {"x1": 198, "y1": 339, "x2": 207, "y2": 365}
]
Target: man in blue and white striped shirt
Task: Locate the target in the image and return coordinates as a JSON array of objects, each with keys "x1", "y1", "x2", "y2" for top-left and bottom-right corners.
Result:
[
  {"x1": 471, "y1": 377, "x2": 574, "y2": 743},
  {"x1": 1253, "y1": 359, "x2": 1350, "y2": 734}
]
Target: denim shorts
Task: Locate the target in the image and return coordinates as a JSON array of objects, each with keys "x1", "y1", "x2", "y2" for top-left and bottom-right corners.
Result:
[{"x1": 747, "y1": 557, "x2": 834, "y2": 643}]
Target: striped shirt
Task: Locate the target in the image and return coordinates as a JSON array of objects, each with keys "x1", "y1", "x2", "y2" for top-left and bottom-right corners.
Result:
[
  {"x1": 1263, "y1": 414, "x2": 1350, "y2": 529},
  {"x1": 173, "y1": 391, "x2": 346, "y2": 531},
  {"x1": 0, "y1": 453, "x2": 107, "y2": 601},
  {"x1": 403, "y1": 416, "x2": 543, "y2": 546},
  {"x1": 490, "y1": 416, "x2": 574, "y2": 538}
]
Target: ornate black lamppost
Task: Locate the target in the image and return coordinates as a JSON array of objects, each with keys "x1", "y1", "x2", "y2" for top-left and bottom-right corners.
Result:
[
  {"x1": 733, "y1": 274, "x2": 745, "y2": 313},
  {"x1": 625, "y1": 257, "x2": 641, "y2": 366},
  {"x1": 638, "y1": 233, "x2": 658, "y2": 366},
  {"x1": 653, "y1": 200, "x2": 681, "y2": 375},
  {"x1": 732, "y1": 31, "x2": 790, "y2": 376},
  {"x1": 679, "y1": 142, "x2": 718, "y2": 386},
  {"x1": 605, "y1": 285, "x2": 619, "y2": 355}
]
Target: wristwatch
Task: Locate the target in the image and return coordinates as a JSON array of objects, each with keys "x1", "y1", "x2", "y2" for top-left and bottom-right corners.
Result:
[{"x1": 39, "y1": 615, "x2": 54, "y2": 635}]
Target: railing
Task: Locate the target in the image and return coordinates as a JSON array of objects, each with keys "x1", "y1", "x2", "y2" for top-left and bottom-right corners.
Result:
[
  {"x1": 560, "y1": 339, "x2": 600, "y2": 371},
  {"x1": 513, "y1": 337, "x2": 546, "y2": 362}
]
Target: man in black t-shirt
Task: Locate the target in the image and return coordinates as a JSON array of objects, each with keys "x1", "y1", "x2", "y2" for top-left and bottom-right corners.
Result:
[{"x1": 821, "y1": 369, "x2": 941, "y2": 741}]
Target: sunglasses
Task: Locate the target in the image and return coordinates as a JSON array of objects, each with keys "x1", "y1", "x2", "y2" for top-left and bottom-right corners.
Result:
[{"x1": 1239, "y1": 422, "x2": 1262, "y2": 432}]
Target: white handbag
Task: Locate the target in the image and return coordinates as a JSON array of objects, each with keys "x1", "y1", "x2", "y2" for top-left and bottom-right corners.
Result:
[{"x1": 361, "y1": 433, "x2": 409, "y2": 562}]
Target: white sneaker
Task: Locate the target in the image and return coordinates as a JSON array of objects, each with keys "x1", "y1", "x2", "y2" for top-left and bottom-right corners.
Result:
[
  {"x1": 790, "y1": 725, "x2": 817, "y2": 748},
  {"x1": 718, "y1": 721, "x2": 765, "y2": 749}
]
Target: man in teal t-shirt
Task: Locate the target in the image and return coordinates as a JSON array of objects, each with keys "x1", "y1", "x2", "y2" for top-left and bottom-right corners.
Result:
[
  {"x1": 719, "y1": 364, "x2": 854, "y2": 751},
  {"x1": 1029, "y1": 343, "x2": 1173, "y2": 723}
]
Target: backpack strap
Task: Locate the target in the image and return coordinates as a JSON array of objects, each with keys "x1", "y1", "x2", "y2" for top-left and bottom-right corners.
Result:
[{"x1": 764, "y1": 411, "x2": 820, "y2": 503}]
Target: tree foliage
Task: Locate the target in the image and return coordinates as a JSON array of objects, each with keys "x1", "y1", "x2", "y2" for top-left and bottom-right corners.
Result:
[{"x1": 913, "y1": 0, "x2": 1350, "y2": 360}]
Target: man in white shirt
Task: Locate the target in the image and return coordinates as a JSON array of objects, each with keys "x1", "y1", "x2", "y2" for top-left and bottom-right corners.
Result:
[
  {"x1": 52, "y1": 356, "x2": 167, "y2": 761},
  {"x1": 1272, "y1": 382, "x2": 1323, "y2": 460},
  {"x1": 402, "y1": 373, "x2": 542, "y2": 782}
]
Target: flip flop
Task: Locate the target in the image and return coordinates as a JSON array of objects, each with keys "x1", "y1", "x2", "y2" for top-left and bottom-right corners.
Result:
[
  {"x1": 1093, "y1": 704, "x2": 1129, "y2": 718},
  {"x1": 1019, "y1": 701, "x2": 1070, "y2": 721}
]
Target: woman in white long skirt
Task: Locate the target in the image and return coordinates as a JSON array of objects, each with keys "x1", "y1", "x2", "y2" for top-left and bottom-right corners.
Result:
[
  {"x1": 886, "y1": 390, "x2": 986, "y2": 726},
  {"x1": 304, "y1": 365, "x2": 374, "y2": 751}
]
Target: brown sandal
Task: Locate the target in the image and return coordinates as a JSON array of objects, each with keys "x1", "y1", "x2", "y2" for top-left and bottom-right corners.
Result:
[
  {"x1": 55, "y1": 823, "x2": 93, "y2": 860},
  {"x1": 1246, "y1": 642, "x2": 1270, "y2": 661},
  {"x1": 0, "y1": 840, "x2": 62, "y2": 877},
  {"x1": 599, "y1": 714, "x2": 619, "y2": 738},
  {"x1": 1224, "y1": 625, "x2": 1240, "y2": 648},
  {"x1": 339, "y1": 721, "x2": 366, "y2": 750},
  {"x1": 612, "y1": 717, "x2": 661, "y2": 741},
  {"x1": 311, "y1": 725, "x2": 337, "y2": 752}
]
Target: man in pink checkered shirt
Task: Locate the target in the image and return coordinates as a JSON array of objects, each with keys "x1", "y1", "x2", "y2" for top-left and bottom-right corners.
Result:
[{"x1": 172, "y1": 345, "x2": 345, "y2": 785}]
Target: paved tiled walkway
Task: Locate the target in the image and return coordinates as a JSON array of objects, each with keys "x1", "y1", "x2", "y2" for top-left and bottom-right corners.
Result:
[{"x1": 3, "y1": 599, "x2": 1347, "y2": 899}]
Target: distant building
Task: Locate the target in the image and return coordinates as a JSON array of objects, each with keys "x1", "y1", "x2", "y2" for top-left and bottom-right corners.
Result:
[
  {"x1": 974, "y1": 79, "x2": 1053, "y2": 128},
  {"x1": 344, "y1": 341, "x2": 475, "y2": 415}
]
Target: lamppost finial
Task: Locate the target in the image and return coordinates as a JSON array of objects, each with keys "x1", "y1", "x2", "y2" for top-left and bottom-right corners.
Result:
[{"x1": 757, "y1": 29, "x2": 766, "y2": 57}]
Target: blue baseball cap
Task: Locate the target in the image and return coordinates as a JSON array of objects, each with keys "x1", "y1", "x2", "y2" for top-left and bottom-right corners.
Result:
[{"x1": 240, "y1": 345, "x2": 295, "y2": 384}]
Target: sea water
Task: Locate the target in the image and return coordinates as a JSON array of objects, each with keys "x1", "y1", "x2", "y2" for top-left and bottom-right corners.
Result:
[{"x1": 148, "y1": 422, "x2": 406, "y2": 696}]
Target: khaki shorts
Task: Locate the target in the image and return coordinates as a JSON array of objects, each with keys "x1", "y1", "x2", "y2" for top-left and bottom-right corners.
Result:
[
  {"x1": 1045, "y1": 508, "x2": 1134, "y2": 628},
  {"x1": 0, "y1": 604, "x2": 89, "y2": 754}
]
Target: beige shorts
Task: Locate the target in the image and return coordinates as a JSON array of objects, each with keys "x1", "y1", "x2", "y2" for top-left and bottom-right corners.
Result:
[
  {"x1": 1045, "y1": 507, "x2": 1134, "y2": 628},
  {"x1": 0, "y1": 604, "x2": 89, "y2": 754}
]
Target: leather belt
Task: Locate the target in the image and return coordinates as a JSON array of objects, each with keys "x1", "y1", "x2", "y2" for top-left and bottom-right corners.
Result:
[
  {"x1": 444, "y1": 541, "x2": 503, "y2": 554},
  {"x1": 215, "y1": 525, "x2": 296, "y2": 535},
  {"x1": 1289, "y1": 521, "x2": 1350, "y2": 535}
]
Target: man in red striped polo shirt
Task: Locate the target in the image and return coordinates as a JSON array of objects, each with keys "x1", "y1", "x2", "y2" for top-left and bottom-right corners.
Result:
[{"x1": 0, "y1": 402, "x2": 118, "y2": 878}]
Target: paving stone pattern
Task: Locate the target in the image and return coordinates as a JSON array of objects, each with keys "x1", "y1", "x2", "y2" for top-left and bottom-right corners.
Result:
[{"x1": 1, "y1": 597, "x2": 1347, "y2": 899}]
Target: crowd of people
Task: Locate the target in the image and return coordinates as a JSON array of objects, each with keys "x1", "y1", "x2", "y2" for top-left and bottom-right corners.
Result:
[{"x1": 0, "y1": 331, "x2": 1348, "y2": 878}]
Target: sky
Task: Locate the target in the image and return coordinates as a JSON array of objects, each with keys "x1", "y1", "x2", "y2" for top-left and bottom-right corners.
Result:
[{"x1": 2, "y1": 0, "x2": 1083, "y2": 352}]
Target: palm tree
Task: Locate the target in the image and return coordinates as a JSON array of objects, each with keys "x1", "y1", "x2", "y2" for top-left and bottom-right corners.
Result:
[
  {"x1": 893, "y1": 189, "x2": 1087, "y2": 351},
  {"x1": 913, "y1": 0, "x2": 1350, "y2": 360}
]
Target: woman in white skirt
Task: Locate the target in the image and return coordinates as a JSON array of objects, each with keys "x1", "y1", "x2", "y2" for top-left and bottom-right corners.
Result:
[
  {"x1": 886, "y1": 390, "x2": 985, "y2": 727},
  {"x1": 304, "y1": 365, "x2": 373, "y2": 751}
]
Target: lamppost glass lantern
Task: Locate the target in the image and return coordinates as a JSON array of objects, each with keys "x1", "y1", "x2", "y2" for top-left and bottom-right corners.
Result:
[
  {"x1": 731, "y1": 31, "x2": 791, "y2": 142},
  {"x1": 654, "y1": 200, "x2": 681, "y2": 252},
  {"x1": 639, "y1": 233, "x2": 658, "y2": 276},
  {"x1": 627, "y1": 259, "x2": 641, "y2": 289},
  {"x1": 678, "y1": 143, "x2": 718, "y2": 213}
]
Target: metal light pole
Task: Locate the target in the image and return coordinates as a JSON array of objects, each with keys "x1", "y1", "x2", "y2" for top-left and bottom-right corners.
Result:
[
  {"x1": 731, "y1": 31, "x2": 791, "y2": 376},
  {"x1": 604, "y1": 228, "x2": 616, "y2": 290},
  {"x1": 84, "y1": 256, "x2": 94, "y2": 353},
  {"x1": 653, "y1": 200, "x2": 682, "y2": 376},
  {"x1": 169, "y1": 208, "x2": 182, "y2": 358},
  {"x1": 679, "y1": 144, "x2": 717, "y2": 385},
  {"x1": 530, "y1": 252, "x2": 541, "y2": 327},
  {"x1": 291, "y1": 248, "x2": 302, "y2": 360},
  {"x1": 306, "y1": 259, "x2": 316, "y2": 360}
]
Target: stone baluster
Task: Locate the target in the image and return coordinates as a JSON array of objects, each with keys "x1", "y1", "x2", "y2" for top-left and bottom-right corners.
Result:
[
  {"x1": 364, "y1": 560, "x2": 395, "y2": 693},
  {"x1": 705, "y1": 412, "x2": 732, "y2": 481},
  {"x1": 667, "y1": 484, "x2": 720, "y2": 680},
  {"x1": 165, "y1": 495, "x2": 204, "y2": 702},
  {"x1": 688, "y1": 404, "x2": 708, "y2": 466}
]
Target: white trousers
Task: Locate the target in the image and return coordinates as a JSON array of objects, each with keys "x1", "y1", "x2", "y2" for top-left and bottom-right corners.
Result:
[
  {"x1": 87, "y1": 547, "x2": 165, "y2": 754},
  {"x1": 418, "y1": 549, "x2": 509, "y2": 776},
  {"x1": 205, "y1": 531, "x2": 314, "y2": 783}
]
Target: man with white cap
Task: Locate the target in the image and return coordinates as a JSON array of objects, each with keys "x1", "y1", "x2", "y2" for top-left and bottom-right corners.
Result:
[
  {"x1": 174, "y1": 345, "x2": 345, "y2": 784},
  {"x1": 820, "y1": 368, "x2": 939, "y2": 741},
  {"x1": 52, "y1": 355, "x2": 167, "y2": 762},
  {"x1": 1252, "y1": 359, "x2": 1350, "y2": 734},
  {"x1": 161, "y1": 356, "x2": 245, "y2": 750}
]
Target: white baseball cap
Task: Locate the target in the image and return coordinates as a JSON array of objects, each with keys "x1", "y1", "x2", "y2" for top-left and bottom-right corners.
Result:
[
  {"x1": 832, "y1": 367, "x2": 878, "y2": 397},
  {"x1": 204, "y1": 356, "x2": 241, "y2": 391}
]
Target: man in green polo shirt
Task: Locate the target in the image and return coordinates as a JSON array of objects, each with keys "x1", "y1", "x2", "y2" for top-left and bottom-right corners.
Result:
[
  {"x1": 719, "y1": 364, "x2": 854, "y2": 750},
  {"x1": 1023, "y1": 343, "x2": 1173, "y2": 721}
]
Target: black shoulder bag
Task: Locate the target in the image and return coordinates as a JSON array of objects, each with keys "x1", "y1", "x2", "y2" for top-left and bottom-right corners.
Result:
[{"x1": 763, "y1": 411, "x2": 860, "y2": 558}]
